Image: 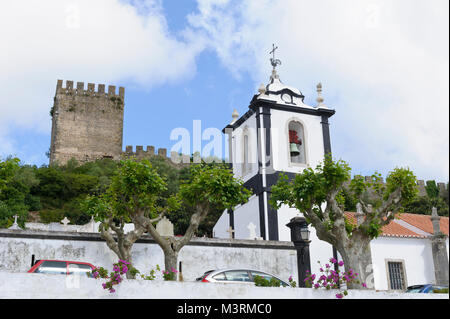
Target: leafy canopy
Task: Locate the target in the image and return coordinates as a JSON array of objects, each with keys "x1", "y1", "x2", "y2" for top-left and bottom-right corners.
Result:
[
  {"x1": 84, "y1": 159, "x2": 170, "y2": 226},
  {"x1": 270, "y1": 155, "x2": 418, "y2": 239},
  {"x1": 178, "y1": 163, "x2": 252, "y2": 211}
]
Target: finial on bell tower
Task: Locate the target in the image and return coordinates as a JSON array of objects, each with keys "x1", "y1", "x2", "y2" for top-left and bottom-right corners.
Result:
[
  {"x1": 258, "y1": 83, "x2": 266, "y2": 95},
  {"x1": 316, "y1": 82, "x2": 327, "y2": 108},
  {"x1": 231, "y1": 109, "x2": 239, "y2": 124}
]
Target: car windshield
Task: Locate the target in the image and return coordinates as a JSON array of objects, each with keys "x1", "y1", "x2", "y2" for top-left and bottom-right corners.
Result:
[
  {"x1": 34, "y1": 261, "x2": 67, "y2": 275},
  {"x1": 68, "y1": 263, "x2": 93, "y2": 277},
  {"x1": 223, "y1": 270, "x2": 252, "y2": 282},
  {"x1": 406, "y1": 288, "x2": 423, "y2": 293},
  {"x1": 250, "y1": 271, "x2": 289, "y2": 287}
]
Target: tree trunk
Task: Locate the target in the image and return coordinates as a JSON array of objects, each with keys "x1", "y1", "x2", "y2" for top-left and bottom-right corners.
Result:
[
  {"x1": 122, "y1": 250, "x2": 136, "y2": 279},
  {"x1": 163, "y1": 248, "x2": 178, "y2": 281},
  {"x1": 338, "y1": 239, "x2": 373, "y2": 289},
  {"x1": 99, "y1": 231, "x2": 136, "y2": 279}
]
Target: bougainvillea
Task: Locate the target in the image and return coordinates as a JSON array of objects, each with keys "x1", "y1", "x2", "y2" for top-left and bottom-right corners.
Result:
[
  {"x1": 304, "y1": 258, "x2": 367, "y2": 299},
  {"x1": 91, "y1": 260, "x2": 131, "y2": 293},
  {"x1": 162, "y1": 267, "x2": 179, "y2": 281}
]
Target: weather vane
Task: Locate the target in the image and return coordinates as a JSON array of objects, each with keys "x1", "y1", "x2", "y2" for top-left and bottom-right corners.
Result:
[{"x1": 270, "y1": 44, "x2": 282, "y2": 70}]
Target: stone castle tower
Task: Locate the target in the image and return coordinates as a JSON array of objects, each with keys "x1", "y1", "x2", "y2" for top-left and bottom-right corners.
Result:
[{"x1": 49, "y1": 80, "x2": 125, "y2": 165}]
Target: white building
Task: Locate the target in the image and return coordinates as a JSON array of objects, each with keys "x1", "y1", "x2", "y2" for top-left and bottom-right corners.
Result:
[
  {"x1": 215, "y1": 63, "x2": 334, "y2": 242},
  {"x1": 213, "y1": 59, "x2": 449, "y2": 290}
]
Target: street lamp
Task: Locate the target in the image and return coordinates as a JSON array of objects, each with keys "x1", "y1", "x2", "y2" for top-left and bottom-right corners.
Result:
[
  {"x1": 300, "y1": 225, "x2": 310, "y2": 241},
  {"x1": 286, "y1": 216, "x2": 312, "y2": 287}
]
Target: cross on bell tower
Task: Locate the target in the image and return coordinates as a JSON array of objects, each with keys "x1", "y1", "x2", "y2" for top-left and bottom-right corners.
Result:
[{"x1": 269, "y1": 44, "x2": 282, "y2": 71}]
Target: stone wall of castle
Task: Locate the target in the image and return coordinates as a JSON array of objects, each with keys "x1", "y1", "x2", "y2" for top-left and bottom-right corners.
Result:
[
  {"x1": 121, "y1": 145, "x2": 191, "y2": 168},
  {"x1": 49, "y1": 80, "x2": 125, "y2": 165},
  {"x1": 343, "y1": 177, "x2": 448, "y2": 201}
]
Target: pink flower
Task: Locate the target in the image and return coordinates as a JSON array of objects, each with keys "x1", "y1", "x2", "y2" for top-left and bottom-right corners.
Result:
[
  {"x1": 330, "y1": 258, "x2": 337, "y2": 264},
  {"x1": 362, "y1": 283, "x2": 367, "y2": 288},
  {"x1": 336, "y1": 293, "x2": 343, "y2": 299},
  {"x1": 338, "y1": 261, "x2": 344, "y2": 267}
]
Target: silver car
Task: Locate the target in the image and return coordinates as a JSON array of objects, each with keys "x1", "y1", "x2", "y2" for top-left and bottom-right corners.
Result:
[{"x1": 196, "y1": 269, "x2": 291, "y2": 287}]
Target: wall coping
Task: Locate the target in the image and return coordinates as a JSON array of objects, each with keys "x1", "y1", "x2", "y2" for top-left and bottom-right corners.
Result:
[
  {"x1": 0, "y1": 272, "x2": 447, "y2": 299},
  {"x1": 0, "y1": 229, "x2": 296, "y2": 250}
]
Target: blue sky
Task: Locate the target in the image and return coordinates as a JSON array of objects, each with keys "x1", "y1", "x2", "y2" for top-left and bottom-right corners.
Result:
[{"x1": 1, "y1": 0, "x2": 449, "y2": 182}]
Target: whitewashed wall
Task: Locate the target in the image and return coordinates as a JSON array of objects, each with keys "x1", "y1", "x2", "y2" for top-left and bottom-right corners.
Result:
[
  {"x1": 231, "y1": 113, "x2": 258, "y2": 182},
  {"x1": 213, "y1": 195, "x2": 261, "y2": 240},
  {"x1": 270, "y1": 109, "x2": 325, "y2": 174},
  {"x1": 370, "y1": 237, "x2": 449, "y2": 290},
  {"x1": 1, "y1": 273, "x2": 446, "y2": 299},
  {"x1": 233, "y1": 195, "x2": 261, "y2": 239},
  {"x1": 0, "y1": 230, "x2": 297, "y2": 283}
]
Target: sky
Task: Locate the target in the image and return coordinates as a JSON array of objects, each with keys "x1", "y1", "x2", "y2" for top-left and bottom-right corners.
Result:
[{"x1": 1, "y1": 0, "x2": 448, "y2": 182}]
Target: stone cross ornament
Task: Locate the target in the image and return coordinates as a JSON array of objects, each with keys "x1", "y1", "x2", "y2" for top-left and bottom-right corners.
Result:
[
  {"x1": 8, "y1": 215, "x2": 21, "y2": 230},
  {"x1": 226, "y1": 226, "x2": 235, "y2": 239}
]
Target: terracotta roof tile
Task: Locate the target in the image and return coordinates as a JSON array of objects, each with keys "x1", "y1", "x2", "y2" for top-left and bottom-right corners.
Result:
[
  {"x1": 343, "y1": 212, "x2": 448, "y2": 238},
  {"x1": 397, "y1": 213, "x2": 449, "y2": 236}
]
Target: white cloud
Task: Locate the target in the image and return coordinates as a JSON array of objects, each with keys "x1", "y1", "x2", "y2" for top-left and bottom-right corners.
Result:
[
  {"x1": 0, "y1": 0, "x2": 205, "y2": 152},
  {"x1": 1, "y1": 0, "x2": 448, "y2": 182},
  {"x1": 188, "y1": 0, "x2": 449, "y2": 181}
]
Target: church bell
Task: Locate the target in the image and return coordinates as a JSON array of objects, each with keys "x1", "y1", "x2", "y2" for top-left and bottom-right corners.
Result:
[{"x1": 290, "y1": 143, "x2": 300, "y2": 156}]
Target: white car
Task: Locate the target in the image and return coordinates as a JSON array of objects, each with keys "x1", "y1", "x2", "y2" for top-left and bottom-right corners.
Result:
[{"x1": 195, "y1": 269, "x2": 291, "y2": 287}]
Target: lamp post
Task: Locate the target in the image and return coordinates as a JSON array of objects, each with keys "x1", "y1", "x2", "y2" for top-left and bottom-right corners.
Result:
[{"x1": 287, "y1": 216, "x2": 311, "y2": 287}]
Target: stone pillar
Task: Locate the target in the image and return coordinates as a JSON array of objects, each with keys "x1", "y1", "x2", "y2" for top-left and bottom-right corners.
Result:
[
  {"x1": 286, "y1": 216, "x2": 311, "y2": 287},
  {"x1": 430, "y1": 207, "x2": 449, "y2": 286}
]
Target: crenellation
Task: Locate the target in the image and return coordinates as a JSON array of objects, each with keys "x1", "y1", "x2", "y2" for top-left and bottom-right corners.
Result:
[
  {"x1": 54, "y1": 80, "x2": 126, "y2": 97},
  {"x1": 108, "y1": 85, "x2": 116, "y2": 96},
  {"x1": 417, "y1": 180, "x2": 427, "y2": 196},
  {"x1": 158, "y1": 148, "x2": 167, "y2": 157},
  {"x1": 437, "y1": 182, "x2": 448, "y2": 198},
  {"x1": 87, "y1": 83, "x2": 95, "y2": 93},
  {"x1": 119, "y1": 146, "x2": 190, "y2": 168},
  {"x1": 76, "y1": 81, "x2": 84, "y2": 92}
]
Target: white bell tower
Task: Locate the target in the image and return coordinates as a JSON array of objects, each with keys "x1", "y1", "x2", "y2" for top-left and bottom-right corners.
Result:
[{"x1": 214, "y1": 45, "x2": 335, "y2": 241}]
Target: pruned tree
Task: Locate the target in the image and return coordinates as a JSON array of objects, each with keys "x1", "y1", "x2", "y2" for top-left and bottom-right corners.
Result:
[
  {"x1": 138, "y1": 163, "x2": 252, "y2": 279},
  {"x1": 83, "y1": 159, "x2": 168, "y2": 279},
  {"x1": 270, "y1": 155, "x2": 417, "y2": 289}
]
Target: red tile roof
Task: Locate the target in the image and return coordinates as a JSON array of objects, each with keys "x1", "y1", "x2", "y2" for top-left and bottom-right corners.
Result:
[
  {"x1": 343, "y1": 212, "x2": 449, "y2": 239},
  {"x1": 397, "y1": 213, "x2": 449, "y2": 236}
]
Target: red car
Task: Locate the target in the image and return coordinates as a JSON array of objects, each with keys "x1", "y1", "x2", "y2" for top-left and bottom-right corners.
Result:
[{"x1": 28, "y1": 259, "x2": 95, "y2": 277}]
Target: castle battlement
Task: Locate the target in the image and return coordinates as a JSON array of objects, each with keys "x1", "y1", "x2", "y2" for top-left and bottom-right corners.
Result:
[
  {"x1": 123, "y1": 145, "x2": 167, "y2": 158},
  {"x1": 343, "y1": 177, "x2": 448, "y2": 198},
  {"x1": 56, "y1": 79, "x2": 125, "y2": 98},
  {"x1": 121, "y1": 146, "x2": 191, "y2": 166}
]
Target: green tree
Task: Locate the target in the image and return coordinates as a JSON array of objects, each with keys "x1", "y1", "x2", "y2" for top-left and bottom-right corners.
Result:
[
  {"x1": 83, "y1": 159, "x2": 168, "y2": 278},
  {"x1": 0, "y1": 157, "x2": 29, "y2": 228},
  {"x1": 270, "y1": 155, "x2": 417, "y2": 289},
  {"x1": 141, "y1": 163, "x2": 252, "y2": 278}
]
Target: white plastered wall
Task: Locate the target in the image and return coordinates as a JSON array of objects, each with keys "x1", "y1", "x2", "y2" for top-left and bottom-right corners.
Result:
[
  {"x1": 231, "y1": 113, "x2": 259, "y2": 183},
  {"x1": 270, "y1": 109, "x2": 325, "y2": 174}
]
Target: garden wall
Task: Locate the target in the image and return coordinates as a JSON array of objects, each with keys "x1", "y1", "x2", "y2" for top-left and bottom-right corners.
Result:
[
  {"x1": 0, "y1": 229, "x2": 298, "y2": 283},
  {"x1": 0, "y1": 272, "x2": 446, "y2": 299}
]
